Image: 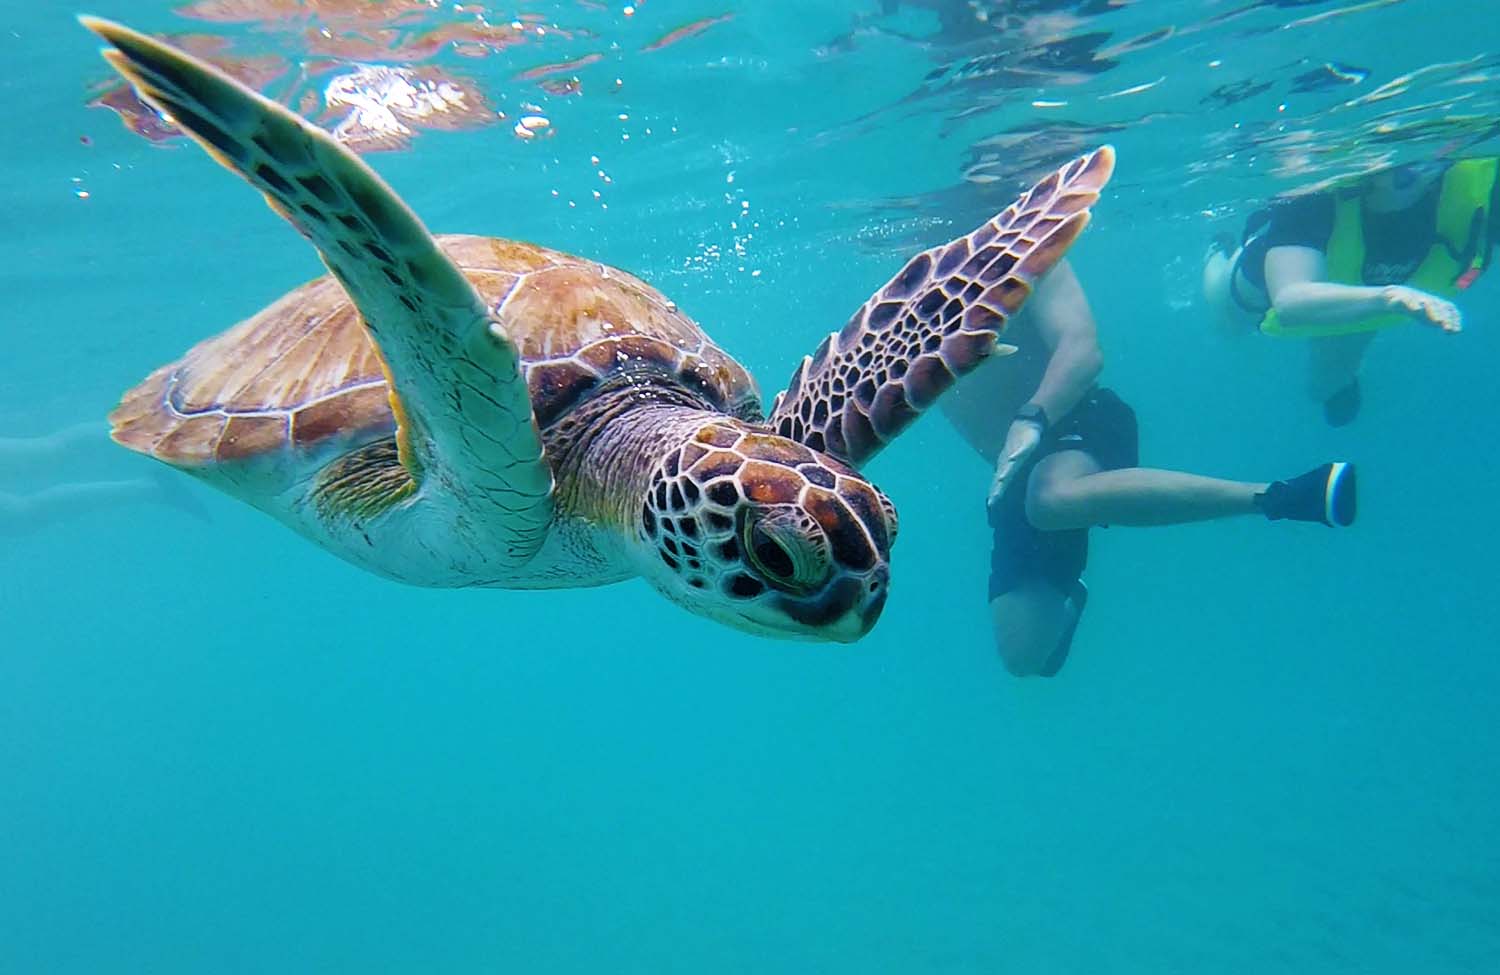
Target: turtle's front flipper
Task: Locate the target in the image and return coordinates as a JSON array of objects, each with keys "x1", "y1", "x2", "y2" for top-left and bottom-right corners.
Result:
[
  {"x1": 769, "y1": 147, "x2": 1115, "y2": 469},
  {"x1": 83, "y1": 17, "x2": 552, "y2": 564}
]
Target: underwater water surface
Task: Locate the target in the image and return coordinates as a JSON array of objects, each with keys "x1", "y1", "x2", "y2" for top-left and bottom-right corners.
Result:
[{"x1": 3, "y1": 1, "x2": 1499, "y2": 971}]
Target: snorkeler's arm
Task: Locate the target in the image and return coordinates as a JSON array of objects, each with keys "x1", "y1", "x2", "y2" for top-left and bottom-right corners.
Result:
[
  {"x1": 1022, "y1": 260, "x2": 1103, "y2": 422},
  {"x1": 986, "y1": 262, "x2": 1103, "y2": 507},
  {"x1": 1265, "y1": 245, "x2": 1461, "y2": 332}
]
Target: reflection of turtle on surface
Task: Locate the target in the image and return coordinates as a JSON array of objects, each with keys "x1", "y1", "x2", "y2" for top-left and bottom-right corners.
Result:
[
  {"x1": 84, "y1": 17, "x2": 1113, "y2": 642},
  {"x1": 86, "y1": 33, "x2": 494, "y2": 153},
  {"x1": 314, "y1": 63, "x2": 495, "y2": 153}
]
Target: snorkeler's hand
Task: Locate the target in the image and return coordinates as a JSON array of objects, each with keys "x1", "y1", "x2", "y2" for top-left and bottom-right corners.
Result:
[
  {"x1": 1383, "y1": 285, "x2": 1462, "y2": 333},
  {"x1": 987, "y1": 418, "x2": 1045, "y2": 510}
]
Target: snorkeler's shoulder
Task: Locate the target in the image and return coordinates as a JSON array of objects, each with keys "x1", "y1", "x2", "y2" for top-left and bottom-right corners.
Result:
[{"x1": 1261, "y1": 191, "x2": 1337, "y2": 249}]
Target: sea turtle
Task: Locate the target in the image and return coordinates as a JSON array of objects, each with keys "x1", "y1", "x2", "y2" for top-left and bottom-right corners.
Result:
[{"x1": 84, "y1": 17, "x2": 1114, "y2": 642}]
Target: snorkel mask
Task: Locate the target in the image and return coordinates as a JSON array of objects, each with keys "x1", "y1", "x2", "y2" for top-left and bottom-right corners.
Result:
[{"x1": 1385, "y1": 160, "x2": 1447, "y2": 193}]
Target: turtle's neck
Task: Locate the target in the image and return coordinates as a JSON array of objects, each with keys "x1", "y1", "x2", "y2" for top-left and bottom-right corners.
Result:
[{"x1": 546, "y1": 384, "x2": 722, "y2": 537}]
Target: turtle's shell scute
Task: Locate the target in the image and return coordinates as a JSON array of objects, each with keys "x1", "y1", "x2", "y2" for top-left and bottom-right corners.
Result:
[
  {"x1": 110, "y1": 274, "x2": 391, "y2": 464},
  {"x1": 111, "y1": 234, "x2": 760, "y2": 466},
  {"x1": 494, "y1": 248, "x2": 760, "y2": 428}
]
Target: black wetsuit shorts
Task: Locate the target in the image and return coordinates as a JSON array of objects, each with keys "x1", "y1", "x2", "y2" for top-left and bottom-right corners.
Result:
[{"x1": 987, "y1": 387, "x2": 1139, "y2": 601}]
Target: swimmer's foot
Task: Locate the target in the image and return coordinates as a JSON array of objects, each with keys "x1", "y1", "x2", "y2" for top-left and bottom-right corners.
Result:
[
  {"x1": 1322, "y1": 378, "x2": 1361, "y2": 426},
  {"x1": 1255, "y1": 462, "x2": 1356, "y2": 527},
  {"x1": 1038, "y1": 579, "x2": 1088, "y2": 678}
]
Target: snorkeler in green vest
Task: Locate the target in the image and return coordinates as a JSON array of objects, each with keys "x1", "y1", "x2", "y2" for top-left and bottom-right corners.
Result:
[{"x1": 1202, "y1": 157, "x2": 1497, "y2": 425}]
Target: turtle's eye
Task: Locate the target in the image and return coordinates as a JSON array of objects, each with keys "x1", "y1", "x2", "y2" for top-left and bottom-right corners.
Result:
[
  {"x1": 749, "y1": 523, "x2": 794, "y2": 579},
  {"x1": 744, "y1": 516, "x2": 826, "y2": 593}
]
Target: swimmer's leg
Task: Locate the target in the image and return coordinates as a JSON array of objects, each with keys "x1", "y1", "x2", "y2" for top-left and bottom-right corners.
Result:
[
  {"x1": 1025, "y1": 451, "x2": 1268, "y2": 530},
  {"x1": 0, "y1": 476, "x2": 210, "y2": 536},
  {"x1": 1025, "y1": 451, "x2": 1356, "y2": 530},
  {"x1": 1, "y1": 480, "x2": 160, "y2": 534},
  {"x1": 1305, "y1": 332, "x2": 1376, "y2": 425},
  {"x1": 990, "y1": 581, "x2": 1078, "y2": 678},
  {"x1": 0, "y1": 421, "x2": 110, "y2": 464},
  {"x1": 989, "y1": 449, "x2": 1100, "y2": 677},
  {"x1": 1037, "y1": 580, "x2": 1087, "y2": 678}
]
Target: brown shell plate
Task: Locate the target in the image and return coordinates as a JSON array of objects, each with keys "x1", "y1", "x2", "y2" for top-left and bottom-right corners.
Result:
[{"x1": 111, "y1": 234, "x2": 761, "y2": 465}]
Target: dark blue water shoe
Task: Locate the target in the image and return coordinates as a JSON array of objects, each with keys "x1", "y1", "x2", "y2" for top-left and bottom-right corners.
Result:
[{"x1": 1255, "y1": 462, "x2": 1356, "y2": 527}]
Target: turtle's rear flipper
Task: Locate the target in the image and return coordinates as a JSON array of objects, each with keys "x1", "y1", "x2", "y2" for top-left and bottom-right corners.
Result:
[
  {"x1": 768, "y1": 147, "x2": 1115, "y2": 470},
  {"x1": 82, "y1": 16, "x2": 553, "y2": 565}
]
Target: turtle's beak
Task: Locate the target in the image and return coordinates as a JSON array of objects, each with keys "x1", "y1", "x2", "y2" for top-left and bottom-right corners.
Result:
[
  {"x1": 834, "y1": 567, "x2": 889, "y2": 642},
  {"x1": 825, "y1": 603, "x2": 883, "y2": 643},
  {"x1": 858, "y1": 573, "x2": 890, "y2": 633},
  {"x1": 777, "y1": 566, "x2": 889, "y2": 643}
]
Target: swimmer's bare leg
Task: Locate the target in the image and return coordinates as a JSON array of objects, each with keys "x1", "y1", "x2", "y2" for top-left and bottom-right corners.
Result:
[
  {"x1": 0, "y1": 470, "x2": 211, "y2": 534},
  {"x1": 990, "y1": 580, "x2": 1072, "y2": 677},
  {"x1": 989, "y1": 449, "x2": 1100, "y2": 677},
  {"x1": 990, "y1": 579, "x2": 1087, "y2": 678},
  {"x1": 1305, "y1": 332, "x2": 1376, "y2": 404},
  {"x1": 992, "y1": 454, "x2": 1262, "y2": 677},
  {"x1": 1024, "y1": 451, "x2": 1268, "y2": 531},
  {"x1": 0, "y1": 480, "x2": 164, "y2": 534},
  {"x1": 0, "y1": 421, "x2": 110, "y2": 464}
]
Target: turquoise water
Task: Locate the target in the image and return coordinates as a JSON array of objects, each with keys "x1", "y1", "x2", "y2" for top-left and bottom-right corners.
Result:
[{"x1": 4, "y1": 1, "x2": 1499, "y2": 970}]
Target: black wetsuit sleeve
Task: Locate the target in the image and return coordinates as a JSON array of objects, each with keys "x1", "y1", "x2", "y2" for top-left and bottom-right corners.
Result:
[{"x1": 1261, "y1": 192, "x2": 1337, "y2": 252}]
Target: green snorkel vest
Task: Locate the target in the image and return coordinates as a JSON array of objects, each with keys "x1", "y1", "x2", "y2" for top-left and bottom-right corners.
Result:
[{"x1": 1259, "y1": 157, "x2": 1498, "y2": 337}]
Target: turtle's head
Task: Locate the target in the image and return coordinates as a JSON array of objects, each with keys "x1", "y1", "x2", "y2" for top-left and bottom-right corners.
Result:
[{"x1": 636, "y1": 421, "x2": 897, "y2": 642}]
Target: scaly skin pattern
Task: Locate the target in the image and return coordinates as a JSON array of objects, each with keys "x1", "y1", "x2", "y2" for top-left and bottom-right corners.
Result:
[
  {"x1": 549, "y1": 388, "x2": 895, "y2": 642},
  {"x1": 770, "y1": 146, "x2": 1115, "y2": 470}
]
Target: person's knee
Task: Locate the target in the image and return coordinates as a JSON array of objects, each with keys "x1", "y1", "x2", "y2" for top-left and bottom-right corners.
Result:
[
  {"x1": 1024, "y1": 480, "x2": 1075, "y2": 532},
  {"x1": 998, "y1": 644, "x2": 1049, "y2": 677},
  {"x1": 992, "y1": 612, "x2": 1058, "y2": 677}
]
